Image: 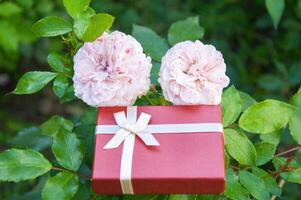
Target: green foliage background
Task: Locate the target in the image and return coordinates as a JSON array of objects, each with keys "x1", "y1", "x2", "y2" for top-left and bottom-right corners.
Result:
[{"x1": 0, "y1": 0, "x2": 301, "y2": 200}]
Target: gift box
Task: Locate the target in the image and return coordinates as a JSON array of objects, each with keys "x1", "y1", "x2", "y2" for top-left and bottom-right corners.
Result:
[{"x1": 92, "y1": 105, "x2": 225, "y2": 195}]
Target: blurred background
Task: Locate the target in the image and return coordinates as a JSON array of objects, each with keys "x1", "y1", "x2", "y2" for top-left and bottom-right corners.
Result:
[{"x1": 0, "y1": 0, "x2": 301, "y2": 199}]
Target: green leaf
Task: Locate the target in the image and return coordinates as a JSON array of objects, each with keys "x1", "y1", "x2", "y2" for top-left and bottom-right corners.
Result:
[
  {"x1": 0, "y1": 149, "x2": 52, "y2": 182},
  {"x1": 10, "y1": 127, "x2": 52, "y2": 151},
  {"x1": 239, "y1": 99, "x2": 295, "y2": 134},
  {"x1": 40, "y1": 115, "x2": 74, "y2": 137},
  {"x1": 73, "y1": 7, "x2": 95, "y2": 39},
  {"x1": 42, "y1": 172, "x2": 79, "y2": 200},
  {"x1": 222, "y1": 86, "x2": 242, "y2": 127},
  {"x1": 73, "y1": 184, "x2": 90, "y2": 200},
  {"x1": 18, "y1": 20, "x2": 37, "y2": 44},
  {"x1": 273, "y1": 157, "x2": 301, "y2": 182},
  {"x1": 273, "y1": 157, "x2": 289, "y2": 170},
  {"x1": 273, "y1": 157, "x2": 299, "y2": 181},
  {"x1": 224, "y1": 169, "x2": 249, "y2": 200},
  {"x1": 254, "y1": 142, "x2": 276, "y2": 166},
  {"x1": 257, "y1": 74, "x2": 284, "y2": 91},
  {"x1": 260, "y1": 131, "x2": 281, "y2": 145},
  {"x1": 32, "y1": 16, "x2": 72, "y2": 37},
  {"x1": 52, "y1": 129, "x2": 83, "y2": 171},
  {"x1": 63, "y1": 0, "x2": 90, "y2": 17},
  {"x1": 289, "y1": 110, "x2": 301, "y2": 144},
  {"x1": 252, "y1": 167, "x2": 281, "y2": 197},
  {"x1": 239, "y1": 170, "x2": 270, "y2": 200},
  {"x1": 288, "y1": 62, "x2": 301, "y2": 86},
  {"x1": 13, "y1": 71, "x2": 57, "y2": 94},
  {"x1": 0, "y1": 20, "x2": 19, "y2": 52},
  {"x1": 16, "y1": 0, "x2": 34, "y2": 9},
  {"x1": 47, "y1": 52, "x2": 71, "y2": 74},
  {"x1": 53, "y1": 75, "x2": 69, "y2": 98},
  {"x1": 265, "y1": 0, "x2": 285, "y2": 29},
  {"x1": 290, "y1": 87, "x2": 301, "y2": 108},
  {"x1": 274, "y1": 60, "x2": 287, "y2": 77},
  {"x1": 224, "y1": 128, "x2": 257, "y2": 166},
  {"x1": 132, "y1": 24, "x2": 169, "y2": 62},
  {"x1": 168, "y1": 16, "x2": 205, "y2": 46},
  {"x1": 151, "y1": 62, "x2": 160, "y2": 85},
  {"x1": 0, "y1": 2, "x2": 22, "y2": 17},
  {"x1": 169, "y1": 195, "x2": 196, "y2": 200},
  {"x1": 82, "y1": 13, "x2": 114, "y2": 42},
  {"x1": 273, "y1": 157, "x2": 301, "y2": 184},
  {"x1": 197, "y1": 195, "x2": 223, "y2": 200},
  {"x1": 59, "y1": 85, "x2": 76, "y2": 103},
  {"x1": 123, "y1": 195, "x2": 161, "y2": 200},
  {"x1": 286, "y1": 168, "x2": 301, "y2": 184},
  {"x1": 239, "y1": 91, "x2": 257, "y2": 112},
  {"x1": 73, "y1": 108, "x2": 97, "y2": 162},
  {"x1": 225, "y1": 151, "x2": 230, "y2": 168}
]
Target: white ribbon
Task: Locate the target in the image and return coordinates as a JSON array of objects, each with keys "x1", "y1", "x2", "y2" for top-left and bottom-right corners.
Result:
[{"x1": 96, "y1": 106, "x2": 223, "y2": 194}]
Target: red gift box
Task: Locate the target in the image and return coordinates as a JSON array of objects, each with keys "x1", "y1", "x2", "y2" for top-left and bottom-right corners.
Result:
[{"x1": 92, "y1": 105, "x2": 225, "y2": 194}]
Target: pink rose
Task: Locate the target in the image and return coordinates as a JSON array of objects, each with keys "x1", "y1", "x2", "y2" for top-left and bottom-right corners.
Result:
[
  {"x1": 73, "y1": 31, "x2": 152, "y2": 106},
  {"x1": 158, "y1": 41, "x2": 230, "y2": 105}
]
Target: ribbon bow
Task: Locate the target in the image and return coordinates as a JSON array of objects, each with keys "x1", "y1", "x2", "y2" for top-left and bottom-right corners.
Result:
[{"x1": 104, "y1": 111, "x2": 160, "y2": 149}]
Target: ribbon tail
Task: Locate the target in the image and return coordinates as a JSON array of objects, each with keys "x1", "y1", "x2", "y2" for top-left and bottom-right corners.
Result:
[
  {"x1": 137, "y1": 132, "x2": 160, "y2": 146},
  {"x1": 104, "y1": 129, "x2": 131, "y2": 149}
]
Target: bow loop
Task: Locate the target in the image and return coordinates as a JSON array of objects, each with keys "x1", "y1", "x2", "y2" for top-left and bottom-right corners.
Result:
[
  {"x1": 114, "y1": 111, "x2": 128, "y2": 127},
  {"x1": 104, "y1": 111, "x2": 159, "y2": 149}
]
